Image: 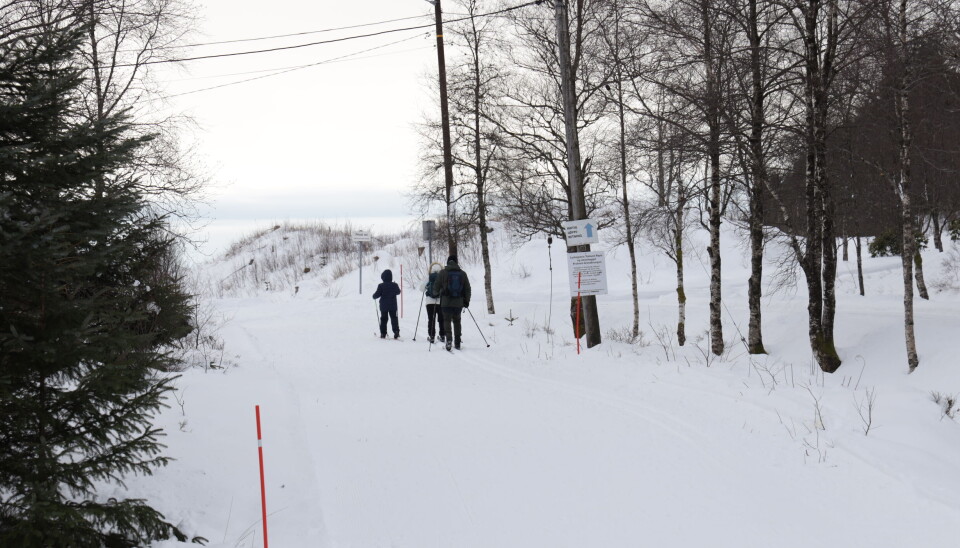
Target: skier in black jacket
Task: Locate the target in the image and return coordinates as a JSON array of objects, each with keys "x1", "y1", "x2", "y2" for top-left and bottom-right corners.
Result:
[
  {"x1": 435, "y1": 255, "x2": 471, "y2": 350},
  {"x1": 372, "y1": 269, "x2": 401, "y2": 339}
]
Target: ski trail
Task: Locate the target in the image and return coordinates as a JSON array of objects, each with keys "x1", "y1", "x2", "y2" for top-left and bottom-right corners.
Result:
[
  {"x1": 450, "y1": 348, "x2": 728, "y2": 466},
  {"x1": 841, "y1": 433, "x2": 960, "y2": 513},
  {"x1": 232, "y1": 321, "x2": 330, "y2": 547},
  {"x1": 203, "y1": 292, "x2": 960, "y2": 548},
  {"x1": 432, "y1": 453, "x2": 478, "y2": 528}
]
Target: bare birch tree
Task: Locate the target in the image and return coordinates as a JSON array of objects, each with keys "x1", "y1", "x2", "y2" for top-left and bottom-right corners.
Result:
[
  {"x1": 487, "y1": 0, "x2": 615, "y2": 338},
  {"x1": 725, "y1": 0, "x2": 796, "y2": 354},
  {"x1": 597, "y1": 0, "x2": 644, "y2": 338},
  {"x1": 448, "y1": 0, "x2": 505, "y2": 314},
  {"x1": 77, "y1": 0, "x2": 203, "y2": 214},
  {"x1": 638, "y1": 108, "x2": 702, "y2": 347},
  {"x1": 774, "y1": 0, "x2": 874, "y2": 372},
  {"x1": 634, "y1": 0, "x2": 737, "y2": 356}
]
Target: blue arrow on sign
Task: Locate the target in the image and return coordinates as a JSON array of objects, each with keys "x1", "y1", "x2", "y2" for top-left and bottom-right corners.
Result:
[{"x1": 585, "y1": 223, "x2": 594, "y2": 238}]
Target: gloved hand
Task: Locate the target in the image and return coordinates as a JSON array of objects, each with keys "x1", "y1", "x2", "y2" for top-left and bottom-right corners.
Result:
[{"x1": 464, "y1": 301, "x2": 469, "y2": 309}]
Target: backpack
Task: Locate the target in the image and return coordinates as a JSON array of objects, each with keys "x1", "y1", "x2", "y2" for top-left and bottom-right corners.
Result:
[
  {"x1": 445, "y1": 270, "x2": 464, "y2": 298},
  {"x1": 425, "y1": 272, "x2": 440, "y2": 298}
]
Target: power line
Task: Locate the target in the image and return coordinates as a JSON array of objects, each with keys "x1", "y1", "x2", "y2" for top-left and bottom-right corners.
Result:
[
  {"x1": 118, "y1": 0, "x2": 545, "y2": 68},
  {"x1": 165, "y1": 34, "x2": 429, "y2": 82},
  {"x1": 118, "y1": 23, "x2": 434, "y2": 67},
  {"x1": 153, "y1": 13, "x2": 432, "y2": 51},
  {"x1": 164, "y1": 64, "x2": 318, "y2": 82},
  {"x1": 157, "y1": 33, "x2": 429, "y2": 101}
]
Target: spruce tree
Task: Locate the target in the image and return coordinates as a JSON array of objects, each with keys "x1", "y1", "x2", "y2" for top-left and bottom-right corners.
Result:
[{"x1": 0, "y1": 7, "x2": 196, "y2": 547}]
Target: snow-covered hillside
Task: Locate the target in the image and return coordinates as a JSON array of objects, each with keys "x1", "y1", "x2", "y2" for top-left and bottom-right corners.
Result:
[{"x1": 142, "y1": 223, "x2": 960, "y2": 547}]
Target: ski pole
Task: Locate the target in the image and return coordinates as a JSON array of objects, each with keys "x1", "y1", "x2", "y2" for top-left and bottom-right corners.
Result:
[
  {"x1": 466, "y1": 307, "x2": 490, "y2": 347},
  {"x1": 374, "y1": 300, "x2": 380, "y2": 332},
  {"x1": 412, "y1": 290, "x2": 425, "y2": 341}
]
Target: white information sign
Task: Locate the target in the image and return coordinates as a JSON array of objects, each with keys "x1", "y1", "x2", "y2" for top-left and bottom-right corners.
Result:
[
  {"x1": 567, "y1": 251, "x2": 608, "y2": 296},
  {"x1": 352, "y1": 230, "x2": 372, "y2": 242},
  {"x1": 561, "y1": 218, "x2": 600, "y2": 246}
]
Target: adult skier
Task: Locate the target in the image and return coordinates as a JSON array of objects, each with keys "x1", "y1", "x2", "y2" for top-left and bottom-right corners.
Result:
[
  {"x1": 419, "y1": 264, "x2": 446, "y2": 343},
  {"x1": 434, "y1": 255, "x2": 471, "y2": 351}
]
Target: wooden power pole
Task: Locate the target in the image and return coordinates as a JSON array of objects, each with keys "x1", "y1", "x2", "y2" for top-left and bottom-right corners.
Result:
[
  {"x1": 430, "y1": 0, "x2": 457, "y2": 257},
  {"x1": 554, "y1": 0, "x2": 601, "y2": 348}
]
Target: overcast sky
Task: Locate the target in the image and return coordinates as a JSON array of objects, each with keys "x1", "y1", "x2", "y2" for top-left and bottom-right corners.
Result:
[{"x1": 160, "y1": 0, "x2": 443, "y2": 254}]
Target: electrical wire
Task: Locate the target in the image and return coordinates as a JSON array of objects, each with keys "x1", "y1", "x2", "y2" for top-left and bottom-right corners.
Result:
[
  {"x1": 164, "y1": 43, "x2": 429, "y2": 82},
  {"x1": 117, "y1": 0, "x2": 545, "y2": 68},
  {"x1": 164, "y1": 64, "x2": 321, "y2": 82},
  {"x1": 168, "y1": 13, "x2": 432, "y2": 50},
  {"x1": 162, "y1": 32, "x2": 428, "y2": 83},
  {"x1": 157, "y1": 32, "x2": 429, "y2": 101}
]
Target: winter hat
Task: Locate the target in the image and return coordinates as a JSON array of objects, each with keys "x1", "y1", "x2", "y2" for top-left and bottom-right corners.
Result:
[{"x1": 447, "y1": 255, "x2": 458, "y2": 265}]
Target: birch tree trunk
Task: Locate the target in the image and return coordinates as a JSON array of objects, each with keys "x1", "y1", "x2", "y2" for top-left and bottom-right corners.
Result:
[
  {"x1": 896, "y1": 0, "x2": 919, "y2": 372},
  {"x1": 799, "y1": 0, "x2": 841, "y2": 373},
  {"x1": 479, "y1": 199, "x2": 495, "y2": 313},
  {"x1": 914, "y1": 243, "x2": 929, "y2": 300},
  {"x1": 657, "y1": 121, "x2": 667, "y2": 207},
  {"x1": 606, "y1": 4, "x2": 639, "y2": 337},
  {"x1": 676, "y1": 193, "x2": 687, "y2": 347},
  {"x1": 746, "y1": 0, "x2": 766, "y2": 355},
  {"x1": 856, "y1": 235, "x2": 865, "y2": 296},
  {"x1": 617, "y1": 84, "x2": 640, "y2": 337},
  {"x1": 472, "y1": 22, "x2": 495, "y2": 315},
  {"x1": 931, "y1": 213, "x2": 944, "y2": 252},
  {"x1": 704, "y1": 0, "x2": 724, "y2": 357}
]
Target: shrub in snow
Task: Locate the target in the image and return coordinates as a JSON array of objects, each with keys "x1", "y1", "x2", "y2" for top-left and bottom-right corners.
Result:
[
  {"x1": 931, "y1": 391, "x2": 958, "y2": 420},
  {"x1": 933, "y1": 244, "x2": 960, "y2": 293}
]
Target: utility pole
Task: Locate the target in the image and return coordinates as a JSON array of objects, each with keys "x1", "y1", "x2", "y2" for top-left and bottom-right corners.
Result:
[
  {"x1": 554, "y1": 0, "x2": 601, "y2": 348},
  {"x1": 429, "y1": 0, "x2": 457, "y2": 257}
]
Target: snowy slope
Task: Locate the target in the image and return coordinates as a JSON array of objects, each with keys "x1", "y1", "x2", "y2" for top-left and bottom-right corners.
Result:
[{"x1": 137, "y1": 224, "x2": 960, "y2": 548}]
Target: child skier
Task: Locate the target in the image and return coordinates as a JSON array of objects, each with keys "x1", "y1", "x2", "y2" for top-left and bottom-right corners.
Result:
[
  {"x1": 419, "y1": 264, "x2": 446, "y2": 344},
  {"x1": 373, "y1": 269, "x2": 401, "y2": 339}
]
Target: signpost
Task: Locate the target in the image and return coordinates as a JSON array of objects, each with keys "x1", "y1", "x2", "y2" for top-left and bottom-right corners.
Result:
[
  {"x1": 422, "y1": 220, "x2": 436, "y2": 266},
  {"x1": 562, "y1": 220, "x2": 604, "y2": 351},
  {"x1": 353, "y1": 230, "x2": 372, "y2": 294},
  {"x1": 566, "y1": 251, "x2": 608, "y2": 296},
  {"x1": 561, "y1": 218, "x2": 599, "y2": 247}
]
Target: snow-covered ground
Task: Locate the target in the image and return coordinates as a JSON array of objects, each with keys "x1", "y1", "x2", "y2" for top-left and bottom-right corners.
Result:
[{"x1": 139, "y1": 225, "x2": 960, "y2": 547}]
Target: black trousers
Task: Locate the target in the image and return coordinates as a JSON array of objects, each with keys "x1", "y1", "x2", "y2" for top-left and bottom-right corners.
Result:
[
  {"x1": 426, "y1": 304, "x2": 446, "y2": 339},
  {"x1": 379, "y1": 309, "x2": 399, "y2": 336},
  {"x1": 441, "y1": 307, "x2": 463, "y2": 345}
]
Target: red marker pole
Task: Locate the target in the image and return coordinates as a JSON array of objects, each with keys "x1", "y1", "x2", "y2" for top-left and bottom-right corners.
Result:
[
  {"x1": 576, "y1": 272, "x2": 582, "y2": 355},
  {"x1": 255, "y1": 405, "x2": 269, "y2": 548}
]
